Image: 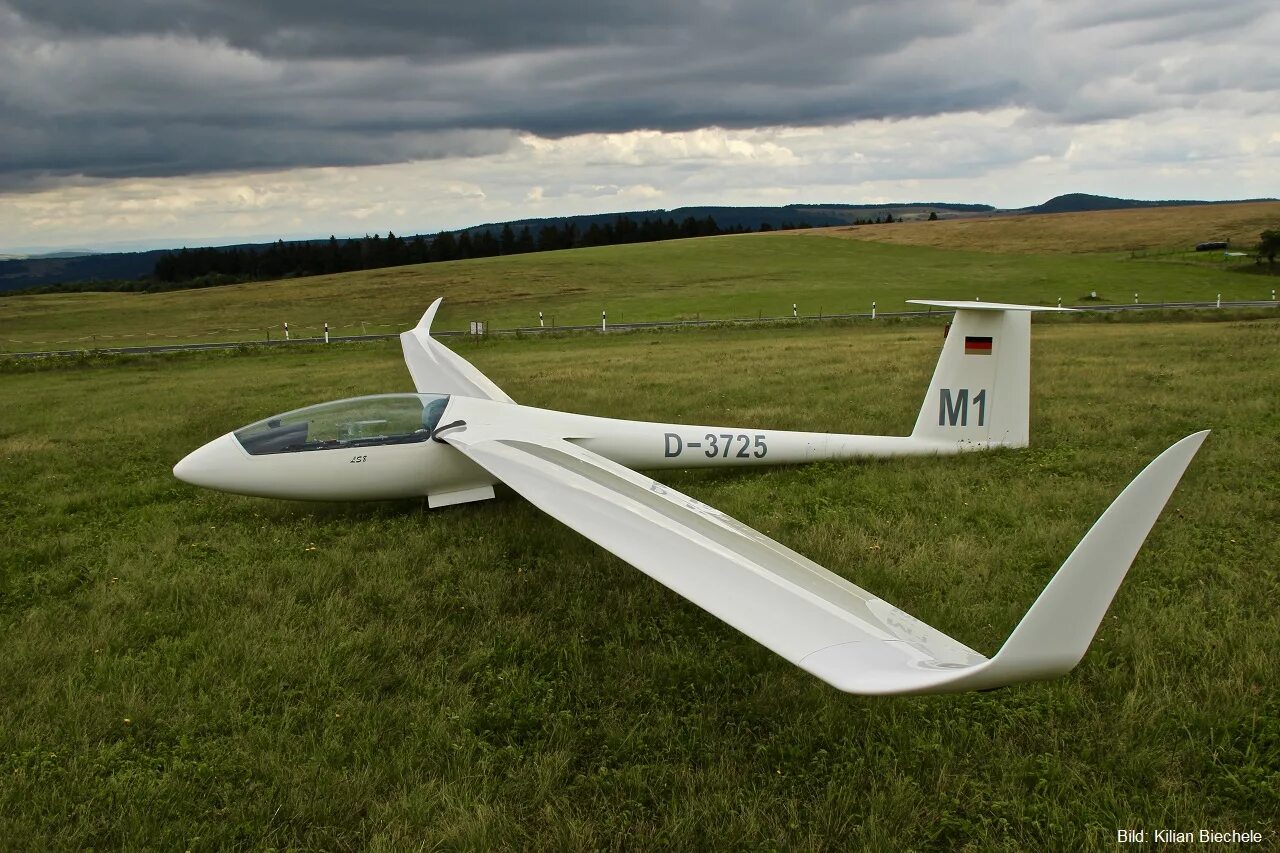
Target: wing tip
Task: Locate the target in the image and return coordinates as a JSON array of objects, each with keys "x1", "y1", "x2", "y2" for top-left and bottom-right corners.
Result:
[
  {"x1": 799, "y1": 641, "x2": 992, "y2": 696},
  {"x1": 813, "y1": 429, "x2": 1211, "y2": 696},
  {"x1": 979, "y1": 429, "x2": 1210, "y2": 685}
]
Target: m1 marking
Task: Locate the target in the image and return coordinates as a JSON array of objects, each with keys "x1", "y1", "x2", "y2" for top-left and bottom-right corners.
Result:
[{"x1": 938, "y1": 388, "x2": 987, "y2": 427}]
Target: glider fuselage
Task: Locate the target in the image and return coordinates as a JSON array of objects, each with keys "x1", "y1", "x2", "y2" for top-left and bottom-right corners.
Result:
[
  {"x1": 173, "y1": 394, "x2": 963, "y2": 504},
  {"x1": 177, "y1": 297, "x2": 1056, "y2": 505}
]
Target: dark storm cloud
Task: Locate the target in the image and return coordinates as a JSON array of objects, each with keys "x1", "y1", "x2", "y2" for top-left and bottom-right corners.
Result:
[
  {"x1": 1, "y1": 0, "x2": 1275, "y2": 189},
  {"x1": 5, "y1": 1, "x2": 959, "y2": 61}
]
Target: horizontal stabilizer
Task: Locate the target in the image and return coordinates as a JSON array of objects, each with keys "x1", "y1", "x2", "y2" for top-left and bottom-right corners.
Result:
[{"x1": 907, "y1": 299, "x2": 1074, "y2": 312}]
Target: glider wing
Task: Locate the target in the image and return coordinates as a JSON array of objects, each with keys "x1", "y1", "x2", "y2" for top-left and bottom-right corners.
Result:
[
  {"x1": 400, "y1": 297, "x2": 514, "y2": 402},
  {"x1": 439, "y1": 402, "x2": 1207, "y2": 694}
]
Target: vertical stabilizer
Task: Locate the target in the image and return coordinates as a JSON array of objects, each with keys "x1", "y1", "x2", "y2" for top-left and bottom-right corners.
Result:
[{"x1": 907, "y1": 300, "x2": 1071, "y2": 449}]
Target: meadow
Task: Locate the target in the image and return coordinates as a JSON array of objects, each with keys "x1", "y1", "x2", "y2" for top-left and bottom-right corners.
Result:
[
  {"x1": 3, "y1": 201, "x2": 1278, "y2": 352},
  {"x1": 2, "y1": 313, "x2": 1276, "y2": 849}
]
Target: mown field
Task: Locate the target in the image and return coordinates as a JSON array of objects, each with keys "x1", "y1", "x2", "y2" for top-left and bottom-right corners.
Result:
[
  {"x1": 818, "y1": 201, "x2": 1280, "y2": 255},
  {"x1": 3, "y1": 204, "x2": 1278, "y2": 351},
  {"x1": 2, "y1": 314, "x2": 1276, "y2": 849}
]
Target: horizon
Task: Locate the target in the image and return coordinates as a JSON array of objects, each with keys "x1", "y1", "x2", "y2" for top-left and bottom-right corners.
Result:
[{"x1": 5, "y1": 192, "x2": 1276, "y2": 257}]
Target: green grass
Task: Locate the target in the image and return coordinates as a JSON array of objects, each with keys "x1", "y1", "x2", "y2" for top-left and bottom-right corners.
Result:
[
  {"x1": 2, "y1": 315, "x2": 1277, "y2": 849},
  {"x1": 3, "y1": 232, "x2": 1276, "y2": 351}
]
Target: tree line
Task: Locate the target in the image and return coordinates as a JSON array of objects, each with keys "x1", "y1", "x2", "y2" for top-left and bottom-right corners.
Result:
[
  {"x1": 150, "y1": 214, "x2": 814, "y2": 286},
  {"x1": 4, "y1": 211, "x2": 919, "y2": 296}
]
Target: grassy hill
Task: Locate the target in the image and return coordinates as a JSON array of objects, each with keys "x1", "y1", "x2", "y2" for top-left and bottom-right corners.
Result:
[
  {"x1": 814, "y1": 201, "x2": 1280, "y2": 254},
  {"x1": 3, "y1": 220, "x2": 1277, "y2": 351},
  {"x1": 9, "y1": 196, "x2": 1266, "y2": 294},
  {"x1": 0, "y1": 203, "x2": 992, "y2": 294}
]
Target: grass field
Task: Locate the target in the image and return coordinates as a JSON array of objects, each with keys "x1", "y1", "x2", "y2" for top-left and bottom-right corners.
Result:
[
  {"x1": 3, "y1": 208, "x2": 1278, "y2": 352},
  {"x1": 2, "y1": 314, "x2": 1276, "y2": 849},
  {"x1": 818, "y1": 201, "x2": 1280, "y2": 255}
]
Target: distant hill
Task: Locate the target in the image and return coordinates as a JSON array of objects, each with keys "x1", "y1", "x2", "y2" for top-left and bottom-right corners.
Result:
[
  {"x1": 0, "y1": 250, "x2": 169, "y2": 293},
  {"x1": 0, "y1": 241, "x2": 334, "y2": 294},
  {"x1": 1020, "y1": 193, "x2": 1278, "y2": 215},
  {"x1": 458, "y1": 201, "x2": 992, "y2": 238},
  {"x1": 3, "y1": 195, "x2": 1274, "y2": 293},
  {"x1": 0, "y1": 250, "x2": 99, "y2": 261}
]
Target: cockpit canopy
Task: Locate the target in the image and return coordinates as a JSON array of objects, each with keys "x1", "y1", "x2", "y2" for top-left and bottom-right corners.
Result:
[{"x1": 234, "y1": 393, "x2": 450, "y2": 455}]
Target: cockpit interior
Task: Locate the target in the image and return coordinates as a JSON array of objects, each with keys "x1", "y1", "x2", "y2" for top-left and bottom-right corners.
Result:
[{"x1": 234, "y1": 393, "x2": 450, "y2": 455}]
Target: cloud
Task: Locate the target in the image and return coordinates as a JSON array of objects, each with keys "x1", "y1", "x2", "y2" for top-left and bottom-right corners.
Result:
[
  {"x1": 4, "y1": 106, "x2": 1276, "y2": 254},
  {"x1": 1, "y1": 0, "x2": 1276, "y2": 190},
  {"x1": 1, "y1": 0, "x2": 1277, "y2": 251}
]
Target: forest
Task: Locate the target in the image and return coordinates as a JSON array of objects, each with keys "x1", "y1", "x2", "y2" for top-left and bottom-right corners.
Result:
[{"x1": 148, "y1": 214, "x2": 836, "y2": 286}]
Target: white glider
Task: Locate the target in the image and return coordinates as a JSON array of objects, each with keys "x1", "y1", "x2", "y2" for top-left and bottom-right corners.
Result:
[{"x1": 175, "y1": 298, "x2": 1207, "y2": 694}]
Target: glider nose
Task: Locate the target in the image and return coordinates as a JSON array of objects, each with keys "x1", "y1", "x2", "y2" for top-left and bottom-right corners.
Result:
[{"x1": 173, "y1": 433, "x2": 244, "y2": 491}]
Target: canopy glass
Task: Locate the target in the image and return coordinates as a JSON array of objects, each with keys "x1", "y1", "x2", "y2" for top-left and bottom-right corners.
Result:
[{"x1": 234, "y1": 393, "x2": 450, "y2": 455}]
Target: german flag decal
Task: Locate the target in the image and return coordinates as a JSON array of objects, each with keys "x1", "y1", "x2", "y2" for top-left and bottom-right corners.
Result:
[{"x1": 964, "y1": 335, "x2": 993, "y2": 355}]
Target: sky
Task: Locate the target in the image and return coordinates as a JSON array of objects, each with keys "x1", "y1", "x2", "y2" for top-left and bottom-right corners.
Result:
[{"x1": 1, "y1": 0, "x2": 1277, "y2": 254}]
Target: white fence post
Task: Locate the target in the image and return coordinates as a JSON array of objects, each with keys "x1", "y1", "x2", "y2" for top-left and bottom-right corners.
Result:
[
  {"x1": 324, "y1": 322, "x2": 329, "y2": 343},
  {"x1": 284, "y1": 322, "x2": 290, "y2": 341},
  {"x1": 1057, "y1": 297, "x2": 1062, "y2": 308},
  {"x1": 539, "y1": 311, "x2": 544, "y2": 328},
  {"x1": 1216, "y1": 293, "x2": 1222, "y2": 308},
  {"x1": 602, "y1": 310, "x2": 607, "y2": 332},
  {"x1": 871, "y1": 301, "x2": 876, "y2": 319},
  {"x1": 1134, "y1": 292, "x2": 1139, "y2": 304},
  {"x1": 792, "y1": 303, "x2": 797, "y2": 319}
]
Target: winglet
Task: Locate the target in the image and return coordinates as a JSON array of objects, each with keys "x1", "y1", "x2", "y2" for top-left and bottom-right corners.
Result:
[
  {"x1": 415, "y1": 296, "x2": 445, "y2": 332},
  {"x1": 800, "y1": 431, "x2": 1209, "y2": 695},
  {"x1": 975, "y1": 430, "x2": 1210, "y2": 685},
  {"x1": 399, "y1": 298, "x2": 515, "y2": 403}
]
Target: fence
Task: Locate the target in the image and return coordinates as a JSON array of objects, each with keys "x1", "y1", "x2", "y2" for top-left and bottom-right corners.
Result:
[{"x1": 4, "y1": 296, "x2": 1278, "y2": 359}]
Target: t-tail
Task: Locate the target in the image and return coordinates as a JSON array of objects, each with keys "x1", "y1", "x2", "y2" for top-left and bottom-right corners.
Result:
[{"x1": 908, "y1": 300, "x2": 1072, "y2": 449}]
